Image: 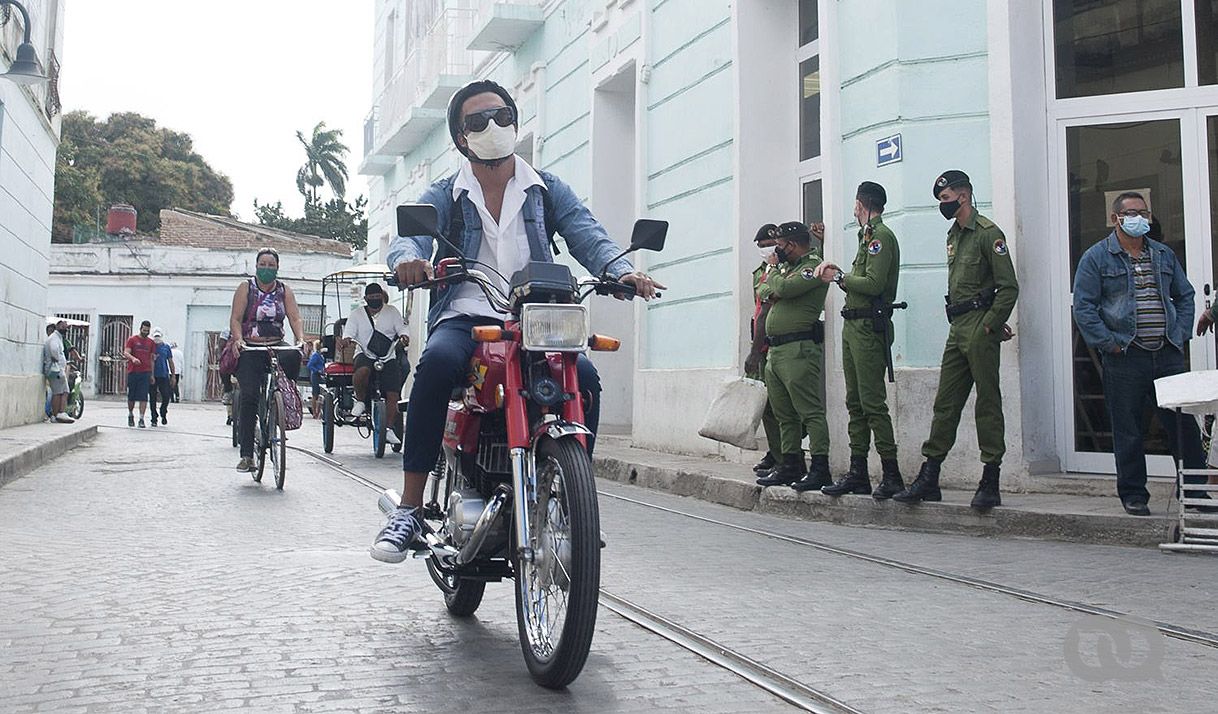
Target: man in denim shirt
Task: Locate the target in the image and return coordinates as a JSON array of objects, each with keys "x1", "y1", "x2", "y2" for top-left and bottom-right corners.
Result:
[
  {"x1": 1072, "y1": 191, "x2": 1208, "y2": 516},
  {"x1": 373, "y1": 80, "x2": 664, "y2": 562}
]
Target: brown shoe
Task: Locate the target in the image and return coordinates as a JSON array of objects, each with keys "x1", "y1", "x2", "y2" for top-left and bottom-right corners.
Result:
[{"x1": 236, "y1": 457, "x2": 253, "y2": 472}]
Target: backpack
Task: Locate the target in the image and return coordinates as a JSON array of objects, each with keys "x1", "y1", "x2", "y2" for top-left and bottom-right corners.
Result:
[{"x1": 278, "y1": 370, "x2": 304, "y2": 430}]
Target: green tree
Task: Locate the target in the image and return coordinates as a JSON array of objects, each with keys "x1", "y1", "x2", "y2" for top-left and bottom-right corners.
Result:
[
  {"x1": 51, "y1": 111, "x2": 234, "y2": 239},
  {"x1": 253, "y1": 196, "x2": 368, "y2": 252},
  {"x1": 295, "y1": 122, "x2": 348, "y2": 204}
]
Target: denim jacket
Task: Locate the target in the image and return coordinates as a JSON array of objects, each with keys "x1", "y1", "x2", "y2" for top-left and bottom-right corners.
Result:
[
  {"x1": 386, "y1": 166, "x2": 634, "y2": 332},
  {"x1": 1071, "y1": 232, "x2": 1194, "y2": 354}
]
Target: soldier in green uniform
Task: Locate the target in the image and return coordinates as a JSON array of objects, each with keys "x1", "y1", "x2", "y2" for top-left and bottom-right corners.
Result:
[
  {"x1": 745, "y1": 224, "x2": 785, "y2": 478},
  {"x1": 754, "y1": 221, "x2": 833, "y2": 491},
  {"x1": 895, "y1": 170, "x2": 1019, "y2": 509},
  {"x1": 814, "y1": 182, "x2": 905, "y2": 499}
]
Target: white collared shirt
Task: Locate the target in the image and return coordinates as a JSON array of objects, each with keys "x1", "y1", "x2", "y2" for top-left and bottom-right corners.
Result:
[{"x1": 439, "y1": 155, "x2": 545, "y2": 323}]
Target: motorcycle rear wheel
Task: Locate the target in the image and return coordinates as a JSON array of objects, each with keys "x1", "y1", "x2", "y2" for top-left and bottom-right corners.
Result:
[
  {"x1": 67, "y1": 395, "x2": 84, "y2": 420},
  {"x1": 424, "y1": 455, "x2": 487, "y2": 616},
  {"x1": 514, "y1": 436, "x2": 600, "y2": 689}
]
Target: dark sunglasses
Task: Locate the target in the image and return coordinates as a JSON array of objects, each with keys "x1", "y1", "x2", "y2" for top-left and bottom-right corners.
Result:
[{"x1": 463, "y1": 106, "x2": 515, "y2": 133}]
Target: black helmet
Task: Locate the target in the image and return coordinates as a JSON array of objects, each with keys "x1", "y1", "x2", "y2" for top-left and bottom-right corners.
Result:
[{"x1": 447, "y1": 80, "x2": 519, "y2": 159}]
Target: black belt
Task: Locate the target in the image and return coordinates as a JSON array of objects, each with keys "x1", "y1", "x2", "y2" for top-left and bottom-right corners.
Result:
[
  {"x1": 766, "y1": 321, "x2": 824, "y2": 346},
  {"x1": 944, "y1": 290, "x2": 995, "y2": 321}
]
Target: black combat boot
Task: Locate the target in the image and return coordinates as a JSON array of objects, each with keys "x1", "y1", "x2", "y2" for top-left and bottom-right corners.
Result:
[
  {"x1": 792, "y1": 455, "x2": 833, "y2": 492},
  {"x1": 820, "y1": 455, "x2": 871, "y2": 496},
  {"x1": 757, "y1": 453, "x2": 806, "y2": 487},
  {"x1": 752, "y1": 451, "x2": 778, "y2": 475},
  {"x1": 970, "y1": 463, "x2": 1002, "y2": 509},
  {"x1": 872, "y1": 458, "x2": 905, "y2": 500},
  {"x1": 893, "y1": 459, "x2": 942, "y2": 503}
]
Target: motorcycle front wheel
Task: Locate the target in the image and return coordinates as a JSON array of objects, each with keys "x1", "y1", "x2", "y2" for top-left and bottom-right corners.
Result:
[{"x1": 514, "y1": 436, "x2": 600, "y2": 689}]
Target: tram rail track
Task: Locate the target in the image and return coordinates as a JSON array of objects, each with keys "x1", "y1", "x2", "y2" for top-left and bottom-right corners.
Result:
[{"x1": 114, "y1": 422, "x2": 1218, "y2": 710}]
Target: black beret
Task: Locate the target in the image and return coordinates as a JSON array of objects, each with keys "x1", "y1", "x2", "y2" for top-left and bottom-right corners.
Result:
[
  {"x1": 933, "y1": 170, "x2": 970, "y2": 199},
  {"x1": 856, "y1": 181, "x2": 887, "y2": 207},
  {"x1": 775, "y1": 221, "x2": 810, "y2": 240},
  {"x1": 753, "y1": 223, "x2": 779, "y2": 243}
]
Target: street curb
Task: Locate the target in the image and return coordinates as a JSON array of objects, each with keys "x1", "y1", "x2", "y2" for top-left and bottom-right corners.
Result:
[
  {"x1": 0, "y1": 424, "x2": 99, "y2": 489},
  {"x1": 594, "y1": 455, "x2": 1170, "y2": 548}
]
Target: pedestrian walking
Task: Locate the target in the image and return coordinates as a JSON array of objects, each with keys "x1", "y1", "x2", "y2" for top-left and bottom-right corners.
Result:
[
  {"x1": 170, "y1": 341, "x2": 184, "y2": 402},
  {"x1": 895, "y1": 170, "x2": 1019, "y2": 509},
  {"x1": 744, "y1": 223, "x2": 786, "y2": 479},
  {"x1": 123, "y1": 321, "x2": 156, "y2": 428},
  {"x1": 754, "y1": 221, "x2": 833, "y2": 492},
  {"x1": 307, "y1": 340, "x2": 325, "y2": 419},
  {"x1": 1073, "y1": 191, "x2": 1211, "y2": 515},
  {"x1": 43, "y1": 321, "x2": 75, "y2": 423},
  {"x1": 148, "y1": 328, "x2": 175, "y2": 426},
  {"x1": 815, "y1": 181, "x2": 905, "y2": 498}
]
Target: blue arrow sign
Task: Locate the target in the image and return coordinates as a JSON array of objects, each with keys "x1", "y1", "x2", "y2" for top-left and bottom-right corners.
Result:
[{"x1": 876, "y1": 134, "x2": 902, "y2": 167}]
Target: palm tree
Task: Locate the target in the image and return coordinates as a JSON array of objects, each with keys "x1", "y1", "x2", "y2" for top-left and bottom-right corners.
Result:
[{"x1": 295, "y1": 122, "x2": 348, "y2": 205}]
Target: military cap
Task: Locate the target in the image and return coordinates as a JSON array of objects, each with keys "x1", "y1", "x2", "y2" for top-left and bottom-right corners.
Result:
[
  {"x1": 753, "y1": 223, "x2": 780, "y2": 243},
  {"x1": 933, "y1": 170, "x2": 970, "y2": 199},
  {"x1": 774, "y1": 221, "x2": 811, "y2": 241},
  {"x1": 856, "y1": 181, "x2": 887, "y2": 207}
]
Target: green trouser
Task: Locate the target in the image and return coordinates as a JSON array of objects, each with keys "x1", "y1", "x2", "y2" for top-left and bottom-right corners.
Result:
[
  {"x1": 842, "y1": 319, "x2": 897, "y2": 459},
  {"x1": 921, "y1": 313, "x2": 1006, "y2": 464},
  {"x1": 764, "y1": 340, "x2": 829, "y2": 457},
  {"x1": 746, "y1": 353, "x2": 782, "y2": 456}
]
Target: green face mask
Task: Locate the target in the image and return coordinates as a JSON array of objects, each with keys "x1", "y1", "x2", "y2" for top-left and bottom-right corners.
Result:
[{"x1": 256, "y1": 267, "x2": 278, "y2": 284}]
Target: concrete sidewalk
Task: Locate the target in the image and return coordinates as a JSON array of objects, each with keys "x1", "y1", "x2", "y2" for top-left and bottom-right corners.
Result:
[
  {"x1": 592, "y1": 436, "x2": 1210, "y2": 548},
  {"x1": 0, "y1": 416, "x2": 97, "y2": 489}
]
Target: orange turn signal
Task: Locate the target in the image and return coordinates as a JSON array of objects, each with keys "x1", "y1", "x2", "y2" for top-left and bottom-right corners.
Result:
[
  {"x1": 472, "y1": 326, "x2": 504, "y2": 342},
  {"x1": 589, "y1": 334, "x2": 621, "y2": 352}
]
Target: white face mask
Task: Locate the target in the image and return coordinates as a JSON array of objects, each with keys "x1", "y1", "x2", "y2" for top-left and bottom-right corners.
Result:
[
  {"x1": 758, "y1": 245, "x2": 776, "y2": 260},
  {"x1": 465, "y1": 122, "x2": 517, "y2": 162}
]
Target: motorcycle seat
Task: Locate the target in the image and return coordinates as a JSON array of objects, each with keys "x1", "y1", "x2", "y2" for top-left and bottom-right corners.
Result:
[{"x1": 325, "y1": 362, "x2": 355, "y2": 376}]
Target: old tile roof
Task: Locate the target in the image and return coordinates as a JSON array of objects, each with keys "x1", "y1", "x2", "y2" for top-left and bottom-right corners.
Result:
[{"x1": 158, "y1": 209, "x2": 353, "y2": 257}]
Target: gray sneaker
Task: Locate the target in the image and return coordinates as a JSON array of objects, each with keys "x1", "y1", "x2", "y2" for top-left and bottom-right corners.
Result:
[{"x1": 370, "y1": 507, "x2": 423, "y2": 563}]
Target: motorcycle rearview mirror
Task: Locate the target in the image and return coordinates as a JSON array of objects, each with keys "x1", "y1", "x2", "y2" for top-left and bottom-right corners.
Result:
[
  {"x1": 397, "y1": 202, "x2": 467, "y2": 261},
  {"x1": 629, "y1": 218, "x2": 668, "y2": 253},
  {"x1": 598, "y1": 218, "x2": 669, "y2": 279}
]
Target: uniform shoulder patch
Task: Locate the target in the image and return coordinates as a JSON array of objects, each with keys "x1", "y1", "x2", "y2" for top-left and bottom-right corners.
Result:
[
  {"x1": 867, "y1": 239, "x2": 883, "y2": 255},
  {"x1": 993, "y1": 238, "x2": 1008, "y2": 255},
  {"x1": 800, "y1": 267, "x2": 817, "y2": 280}
]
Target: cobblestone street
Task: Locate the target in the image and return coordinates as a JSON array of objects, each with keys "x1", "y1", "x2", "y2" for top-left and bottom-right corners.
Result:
[{"x1": 2, "y1": 402, "x2": 1216, "y2": 713}]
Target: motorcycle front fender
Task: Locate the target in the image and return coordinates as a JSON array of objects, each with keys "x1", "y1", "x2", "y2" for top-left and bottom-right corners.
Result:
[{"x1": 532, "y1": 419, "x2": 592, "y2": 444}]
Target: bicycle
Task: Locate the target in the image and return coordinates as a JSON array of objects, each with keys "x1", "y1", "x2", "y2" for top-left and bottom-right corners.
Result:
[
  {"x1": 65, "y1": 362, "x2": 84, "y2": 419},
  {"x1": 240, "y1": 345, "x2": 299, "y2": 490}
]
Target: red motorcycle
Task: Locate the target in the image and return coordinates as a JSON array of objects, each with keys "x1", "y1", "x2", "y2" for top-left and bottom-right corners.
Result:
[{"x1": 380, "y1": 204, "x2": 666, "y2": 688}]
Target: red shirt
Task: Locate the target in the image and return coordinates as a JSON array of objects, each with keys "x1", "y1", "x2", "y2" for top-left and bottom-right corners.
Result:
[{"x1": 125, "y1": 335, "x2": 156, "y2": 374}]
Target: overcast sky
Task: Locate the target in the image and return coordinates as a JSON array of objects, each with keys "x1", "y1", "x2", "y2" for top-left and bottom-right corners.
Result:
[{"x1": 60, "y1": 1, "x2": 374, "y2": 222}]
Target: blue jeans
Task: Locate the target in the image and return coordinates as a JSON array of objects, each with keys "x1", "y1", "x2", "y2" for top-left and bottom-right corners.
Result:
[
  {"x1": 401, "y1": 316, "x2": 602, "y2": 473},
  {"x1": 1101, "y1": 344, "x2": 1206, "y2": 503}
]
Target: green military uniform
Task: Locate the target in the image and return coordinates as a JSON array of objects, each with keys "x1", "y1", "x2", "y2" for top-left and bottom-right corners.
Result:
[
  {"x1": 749, "y1": 261, "x2": 782, "y2": 455},
  {"x1": 759, "y1": 249, "x2": 830, "y2": 458},
  {"x1": 921, "y1": 210, "x2": 1019, "y2": 464},
  {"x1": 840, "y1": 216, "x2": 900, "y2": 459}
]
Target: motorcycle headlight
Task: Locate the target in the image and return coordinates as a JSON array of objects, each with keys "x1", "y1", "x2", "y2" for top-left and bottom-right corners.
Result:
[{"x1": 520, "y1": 304, "x2": 588, "y2": 352}]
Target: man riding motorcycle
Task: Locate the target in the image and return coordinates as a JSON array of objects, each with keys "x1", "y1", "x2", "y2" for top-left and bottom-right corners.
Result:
[{"x1": 374, "y1": 79, "x2": 664, "y2": 563}]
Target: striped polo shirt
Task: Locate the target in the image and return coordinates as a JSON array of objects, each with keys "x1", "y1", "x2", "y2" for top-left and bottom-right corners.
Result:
[{"x1": 1129, "y1": 249, "x2": 1166, "y2": 350}]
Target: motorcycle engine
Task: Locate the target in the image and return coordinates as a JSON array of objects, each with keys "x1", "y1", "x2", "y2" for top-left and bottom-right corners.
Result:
[{"x1": 445, "y1": 488, "x2": 486, "y2": 547}]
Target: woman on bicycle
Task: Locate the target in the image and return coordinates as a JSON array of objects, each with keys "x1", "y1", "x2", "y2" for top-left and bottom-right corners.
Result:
[{"x1": 228, "y1": 248, "x2": 305, "y2": 472}]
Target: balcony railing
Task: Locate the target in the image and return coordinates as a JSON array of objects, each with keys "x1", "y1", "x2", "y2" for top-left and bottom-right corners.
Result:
[{"x1": 366, "y1": 7, "x2": 481, "y2": 160}]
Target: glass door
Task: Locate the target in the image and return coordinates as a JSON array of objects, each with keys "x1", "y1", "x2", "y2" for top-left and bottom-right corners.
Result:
[{"x1": 1060, "y1": 109, "x2": 1218, "y2": 474}]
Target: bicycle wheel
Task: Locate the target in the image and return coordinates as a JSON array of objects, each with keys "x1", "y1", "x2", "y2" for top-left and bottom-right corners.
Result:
[
  {"x1": 372, "y1": 399, "x2": 387, "y2": 459},
  {"x1": 322, "y1": 391, "x2": 335, "y2": 454},
  {"x1": 269, "y1": 391, "x2": 286, "y2": 490},
  {"x1": 514, "y1": 436, "x2": 600, "y2": 689},
  {"x1": 253, "y1": 392, "x2": 266, "y2": 483}
]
